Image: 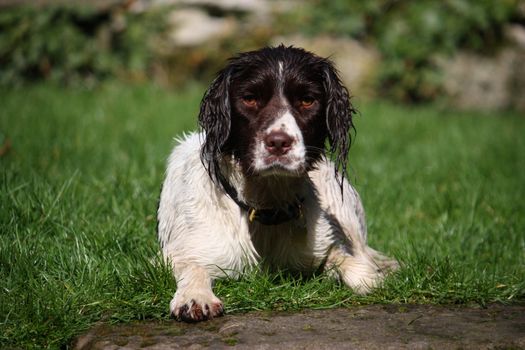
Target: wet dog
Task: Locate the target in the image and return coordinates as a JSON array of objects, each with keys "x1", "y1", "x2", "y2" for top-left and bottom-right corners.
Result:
[{"x1": 157, "y1": 45, "x2": 398, "y2": 322}]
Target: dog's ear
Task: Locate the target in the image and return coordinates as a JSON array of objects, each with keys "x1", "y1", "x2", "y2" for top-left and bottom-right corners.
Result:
[
  {"x1": 322, "y1": 61, "x2": 357, "y2": 189},
  {"x1": 198, "y1": 68, "x2": 232, "y2": 184}
]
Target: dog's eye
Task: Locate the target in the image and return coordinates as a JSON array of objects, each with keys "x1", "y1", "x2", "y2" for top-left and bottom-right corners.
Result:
[
  {"x1": 300, "y1": 97, "x2": 315, "y2": 108},
  {"x1": 242, "y1": 95, "x2": 258, "y2": 108}
]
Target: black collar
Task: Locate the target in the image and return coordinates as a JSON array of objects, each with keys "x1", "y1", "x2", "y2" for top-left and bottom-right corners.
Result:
[{"x1": 217, "y1": 172, "x2": 304, "y2": 226}]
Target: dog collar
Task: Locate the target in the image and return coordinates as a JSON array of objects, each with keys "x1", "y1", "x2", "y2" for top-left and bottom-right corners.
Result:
[
  {"x1": 218, "y1": 172, "x2": 304, "y2": 226},
  {"x1": 247, "y1": 201, "x2": 304, "y2": 226}
]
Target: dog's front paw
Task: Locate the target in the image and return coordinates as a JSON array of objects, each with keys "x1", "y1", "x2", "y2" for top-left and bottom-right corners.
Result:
[{"x1": 170, "y1": 290, "x2": 224, "y2": 322}]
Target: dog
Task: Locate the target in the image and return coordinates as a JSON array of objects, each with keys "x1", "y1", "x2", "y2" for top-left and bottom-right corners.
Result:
[{"x1": 157, "y1": 45, "x2": 398, "y2": 322}]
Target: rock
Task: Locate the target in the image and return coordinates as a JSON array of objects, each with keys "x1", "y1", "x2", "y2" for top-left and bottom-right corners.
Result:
[
  {"x1": 164, "y1": 0, "x2": 275, "y2": 47},
  {"x1": 507, "y1": 24, "x2": 525, "y2": 49},
  {"x1": 272, "y1": 35, "x2": 381, "y2": 99},
  {"x1": 74, "y1": 304, "x2": 525, "y2": 349},
  {"x1": 167, "y1": 8, "x2": 237, "y2": 46},
  {"x1": 438, "y1": 24, "x2": 525, "y2": 112},
  {"x1": 167, "y1": 0, "x2": 269, "y2": 14}
]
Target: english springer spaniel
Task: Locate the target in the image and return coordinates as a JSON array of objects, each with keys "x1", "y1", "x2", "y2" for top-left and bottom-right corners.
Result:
[{"x1": 158, "y1": 45, "x2": 398, "y2": 322}]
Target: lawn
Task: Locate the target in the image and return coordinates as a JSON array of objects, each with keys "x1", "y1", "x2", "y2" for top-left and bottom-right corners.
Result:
[{"x1": 1, "y1": 83, "x2": 524, "y2": 349}]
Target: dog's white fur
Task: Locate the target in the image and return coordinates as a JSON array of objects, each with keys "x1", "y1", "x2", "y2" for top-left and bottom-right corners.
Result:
[
  {"x1": 253, "y1": 111, "x2": 306, "y2": 173},
  {"x1": 158, "y1": 132, "x2": 398, "y2": 320}
]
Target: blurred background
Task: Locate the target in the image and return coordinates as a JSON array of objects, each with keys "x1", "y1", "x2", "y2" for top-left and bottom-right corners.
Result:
[
  {"x1": 2, "y1": 4, "x2": 525, "y2": 348},
  {"x1": 1, "y1": 0, "x2": 524, "y2": 111}
]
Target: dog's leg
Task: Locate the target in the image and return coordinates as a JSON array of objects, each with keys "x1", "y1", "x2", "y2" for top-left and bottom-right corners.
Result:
[
  {"x1": 309, "y1": 159, "x2": 398, "y2": 294},
  {"x1": 326, "y1": 245, "x2": 399, "y2": 294},
  {"x1": 169, "y1": 263, "x2": 224, "y2": 322}
]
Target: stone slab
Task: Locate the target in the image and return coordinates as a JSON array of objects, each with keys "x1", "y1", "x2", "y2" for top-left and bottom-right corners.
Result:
[{"x1": 75, "y1": 304, "x2": 525, "y2": 349}]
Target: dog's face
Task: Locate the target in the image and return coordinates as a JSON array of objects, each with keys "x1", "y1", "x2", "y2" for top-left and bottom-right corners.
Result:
[
  {"x1": 228, "y1": 55, "x2": 328, "y2": 176},
  {"x1": 199, "y1": 46, "x2": 355, "y2": 183}
]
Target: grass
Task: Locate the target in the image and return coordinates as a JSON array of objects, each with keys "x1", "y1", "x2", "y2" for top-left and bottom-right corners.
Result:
[{"x1": 1, "y1": 83, "x2": 524, "y2": 349}]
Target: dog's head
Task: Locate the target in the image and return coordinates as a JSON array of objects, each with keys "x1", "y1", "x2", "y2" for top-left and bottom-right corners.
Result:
[{"x1": 199, "y1": 45, "x2": 356, "y2": 187}]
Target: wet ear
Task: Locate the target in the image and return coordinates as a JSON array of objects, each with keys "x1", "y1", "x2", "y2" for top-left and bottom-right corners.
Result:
[
  {"x1": 323, "y1": 61, "x2": 356, "y2": 189},
  {"x1": 198, "y1": 68, "x2": 232, "y2": 183}
]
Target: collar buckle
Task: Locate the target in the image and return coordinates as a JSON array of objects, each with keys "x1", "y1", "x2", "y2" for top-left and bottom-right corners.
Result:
[
  {"x1": 218, "y1": 172, "x2": 304, "y2": 226},
  {"x1": 248, "y1": 208, "x2": 257, "y2": 222}
]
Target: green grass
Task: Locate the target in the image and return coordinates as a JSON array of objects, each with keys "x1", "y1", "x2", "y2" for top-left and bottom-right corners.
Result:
[{"x1": 1, "y1": 83, "x2": 524, "y2": 349}]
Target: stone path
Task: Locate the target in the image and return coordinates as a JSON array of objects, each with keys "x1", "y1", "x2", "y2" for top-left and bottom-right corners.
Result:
[{"x1": 75, "y1": 304, "x2": 525, "y2": 349}]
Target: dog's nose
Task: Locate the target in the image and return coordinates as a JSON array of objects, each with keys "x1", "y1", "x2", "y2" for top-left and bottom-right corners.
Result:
[{"x1": 264, "y1": 131, "x2": 293, "y2": 155}]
